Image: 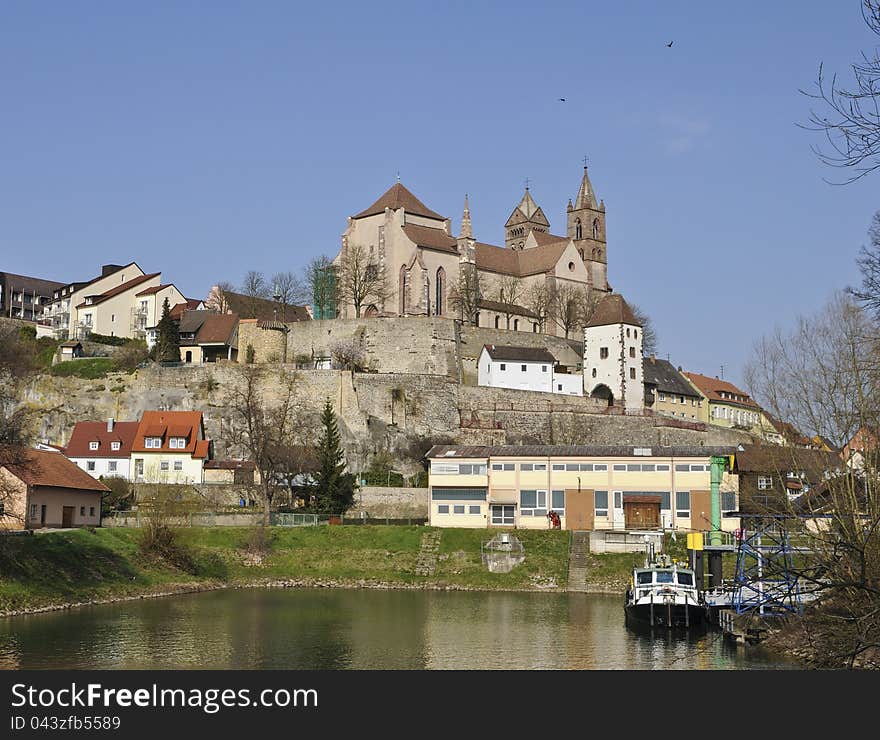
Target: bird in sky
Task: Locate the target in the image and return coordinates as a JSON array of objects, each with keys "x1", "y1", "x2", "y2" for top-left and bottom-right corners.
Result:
[
  {"x1": 666, "y1": 40, "x2": 674, "y2": 47},
  {"x1": 558, "y1": 98, "x2": 566, "y2": 102}
]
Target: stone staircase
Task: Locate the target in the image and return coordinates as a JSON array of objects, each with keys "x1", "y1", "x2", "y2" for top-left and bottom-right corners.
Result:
[
  {"x1": 415, "y1": 530, "x2": 442, "y2": 576},
  {"x1": 567, "y1": 531, "x2": 590, "y2": 592}
]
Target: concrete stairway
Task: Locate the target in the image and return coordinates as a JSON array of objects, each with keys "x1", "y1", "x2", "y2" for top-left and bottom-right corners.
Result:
[
  {"x1": 415, "y1": 530, "x2": 442, "y2": 576},
  {"x1": 567, "y1": 531, "x2": 590, "y2": 592}
]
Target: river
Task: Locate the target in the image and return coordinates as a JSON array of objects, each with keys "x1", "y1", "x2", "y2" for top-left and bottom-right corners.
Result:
[{"x1": 0, "y1": 588, "x2": 794, "y2": 669}]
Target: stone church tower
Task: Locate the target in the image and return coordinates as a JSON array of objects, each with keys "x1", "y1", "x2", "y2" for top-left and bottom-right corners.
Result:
[
  {"x1": 504, "y1": 188, "x2": 550, "y2": 250},
  {"x1": 567, "y1": 166, "x2": 608, "y2": 292}
]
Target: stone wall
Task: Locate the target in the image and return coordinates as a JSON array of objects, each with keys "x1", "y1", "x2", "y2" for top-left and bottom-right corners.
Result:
[
  {"x1": 349, "y1": 486, "x2": 429, "y2": 518},
  {"x1": 238, "y1": 320, "x2": 288, "y2": 363},
  {"x1": 283, "y1": 316, "x2": 459, "y2": 377}
]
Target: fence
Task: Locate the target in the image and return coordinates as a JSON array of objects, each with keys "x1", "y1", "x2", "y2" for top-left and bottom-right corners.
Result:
[{"x1": 270, "y1": 512, "x2": 319, "y2": 527}]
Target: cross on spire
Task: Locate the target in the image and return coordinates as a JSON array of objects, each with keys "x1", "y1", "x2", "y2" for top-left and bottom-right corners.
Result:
[
  {"x1": 524, "y1": 177, "x2": 531, "y2": 190},
  {"x1": 396, "y1": 170, "x2": 400, "y2": 183},
  {"x1": 582, "y1": 154, "x2": 589, "y2": 168}
]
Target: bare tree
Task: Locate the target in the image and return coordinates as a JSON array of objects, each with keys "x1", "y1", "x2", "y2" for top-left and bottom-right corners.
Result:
[
  {"x1": 745, "y1": 291, "x2": 880, "y2": 667},
  {"x1": 523, "y1": 281, "x2": 553, "y2": 332},
  {"x1": 850, "y1": 211, "x2": 880, "y2": 321},
  {"x1": 271, "y1": 271, "x2": 309, "y2": 322},
  {"x1": 225, "y1": 365, "x2": 305, "y2": 523},
  {"x1": 205, "y1": 282, "x2": 235, "y2": 314},
  {"x1": 801, "y1": 2, "x2": 880, "y2": 183},
  {"x1": 329, "y1": 338, "x2": 367, "y2": 371},
  {"x1": 630, "y1": 303, "x2": 659, "y2": 356},
  {"x1": 336, "y1": 243, "x2": 387, "y2": 318},
  {"x1": 552, "y1": 281, "x2": 587, "y2": 338},
  {"x1": 448, "y1": 262, "x2": 482, "y2": 325},
  {"x1": 241, "y1": 270, "x2": 271, "y2": 299},
  {"x1": 307, "y1": 255, "x2": 337, "y2": 320},
  {"x1": 490, "y1": 274, "x2": 524, "y2": 329}
]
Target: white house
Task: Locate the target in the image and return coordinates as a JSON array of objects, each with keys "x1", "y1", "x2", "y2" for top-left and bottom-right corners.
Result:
[
  {"x1": 478, "y1": 344, "x2": 582, "y2": 395},
  {"x1": 583, "y1": 294, "x2": 643, "y2": 411},
  {"x1": 64, "y1": 419, "x2": 139, "y2": 479}
]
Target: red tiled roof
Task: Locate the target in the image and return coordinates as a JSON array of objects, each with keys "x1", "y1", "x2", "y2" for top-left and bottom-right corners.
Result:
[
  {"x1": 75, "y1": 273, "x2": 160, "y2": 309},
  {"x1": 530, "y1": 231, "x2": 568, "y2": 246},
  {"x1": 64, "y1": 421, "x2": 140, "y2": 459},
  {"x1": 401, "y1": 223, "x2": 458, "y2": 253},
  {"x1": 132, "y1": 411, "x2": 207, "y2": 455},
  {"x1": 135, "y1": 283, "x2": 172, "y2": 296},
  {"x1": 2, "y1": 448, "x2": 110, "y2": 492},
  {"x1": 169, "y1": 299, "x2": 203, "y2": 321},
  {"x1": 475, "y1": 241, "x2": 571, "y2": 277},
  {"x1": 194, "y1": 440, "x2": 210, "y2": 459},
  {"x1": 353, "y1": 182, "x2": 445, "y2": 220},
  {"x1": 683, "y1": 372, "x2": 761, "y2": 410},
  {"x1": 584, "y1": 294, "x2": 640, "y2": 328},
  {"x1": 195, "y1": 313, "x2": 238, "y2": 344}
]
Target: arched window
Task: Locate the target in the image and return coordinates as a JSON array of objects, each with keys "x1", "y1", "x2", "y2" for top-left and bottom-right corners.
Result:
[
  {"x1": 575, "y1": 218, "x2": 582, "y2": 240},
  {"x1": 494, "y1": 316, "x2": 500, "y2": 329},
  {"x1": 533, "y1": 323, "x2": 538, "y2": 333},
  {"x1": 592, "y1": 218, "x2": 600, "y2": 239},
  {"x1": 399, "y1": 266, "x2": 407, "y2": 315},
  {"x1": 513, "y1": 319, "x2": 519, "y2": 331},
  {"x1": 435, "y1": 267, "x2": 445, "y2": 317}
]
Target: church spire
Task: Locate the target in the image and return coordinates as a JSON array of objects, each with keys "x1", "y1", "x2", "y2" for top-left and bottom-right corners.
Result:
[
  {"x1": 574, "y1": 166, "x2": 599, "y2": 210},
  {"x1": 460, "y1": 193, "x2": 473, "y2": 238}
]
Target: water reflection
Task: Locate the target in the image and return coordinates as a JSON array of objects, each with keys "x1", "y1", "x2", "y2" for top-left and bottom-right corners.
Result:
[{"x1": 0, "y1": 589, "x2": 792, "y2": 670}]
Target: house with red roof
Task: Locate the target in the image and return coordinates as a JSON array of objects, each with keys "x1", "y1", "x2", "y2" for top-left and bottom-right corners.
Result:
[
  {"x1": 130, "y1": 411, "x2": 212, "y2": 484},
  {"x1": 65, "y1": 418, "x2": 140, "y2": 479},
  {"x1": 0, "y1": 448, "x2": 109, "y2": 530}
]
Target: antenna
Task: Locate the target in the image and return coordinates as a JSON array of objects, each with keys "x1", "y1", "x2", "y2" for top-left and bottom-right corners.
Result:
[{"x1": 720, "y1": 364, "x2": 724, "y2": 379}]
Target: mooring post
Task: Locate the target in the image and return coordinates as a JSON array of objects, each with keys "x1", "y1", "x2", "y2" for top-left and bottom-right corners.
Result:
[{"x1": 708, "y1": 551, "x2": 723, "y2": 593}]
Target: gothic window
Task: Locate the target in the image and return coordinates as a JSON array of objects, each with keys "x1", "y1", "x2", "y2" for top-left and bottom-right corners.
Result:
[
  {"x1": 365, "y1": 263, "x2": 378, "y2": 281},
  {"x1": 513, "y1": 319, "x2": 519, "y2": 331},
  {"x1": 592, "y1": 219, "x2": 600, "y2": 239},
  {"x1": 495, "y1": 316, "x2": 500, "y2": 329},
  {"x1": 533, "y1": 323, "x2": 538, "y2": 333},
  {"x1": 399, "y1": 265, "x2": 407, "y2": 315},
  {"x1": 575, "y1": 219, "x2": 582, "y2": 240},
  {"x1": 435, "y1": 267, "x2": 445, "y2": 317}
]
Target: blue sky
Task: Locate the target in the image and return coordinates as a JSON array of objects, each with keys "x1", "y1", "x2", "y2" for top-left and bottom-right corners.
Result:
[{"x1": 1, "y1": 1, "x2": 877, "y2": 387}]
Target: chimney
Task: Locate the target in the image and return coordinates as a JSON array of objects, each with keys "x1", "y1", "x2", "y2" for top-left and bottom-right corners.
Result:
[
  {"x1": 649, "y1": 353, "x2": 656, "y2": 364},
  {"x1": 107, "y1": 418, "x2": 114, "y2": 433}
]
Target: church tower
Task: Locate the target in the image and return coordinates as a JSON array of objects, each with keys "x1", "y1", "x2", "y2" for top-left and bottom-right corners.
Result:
[
  {"x1": 504, "y1": 187, "x2": 550, "y2": 250},
  {"x1": 567, "y1": 166, "x2": 606, "y2": 265}
]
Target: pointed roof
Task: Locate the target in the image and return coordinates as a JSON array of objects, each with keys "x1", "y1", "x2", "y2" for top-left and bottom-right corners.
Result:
[
  {"x1": 505, "y1": 189, "x2": 551, "y2": 229},
  {"x1": 460, "y1": 194, "x2": 473, "y2": 238},
  {"x1": 574, "y1": 166, "x2": 599, "y2": 210},
  {"x1": 584, "y1": 293, "x2": 639, "y2": 328},
  {"x1": 353, "y1": 182, "x2": 445, "y2": 220}
]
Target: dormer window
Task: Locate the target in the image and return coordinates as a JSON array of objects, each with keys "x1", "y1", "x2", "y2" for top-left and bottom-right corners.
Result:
[
  {"x1": 89, "y1": 441, "x2": 99, "y2": 451},
  {"x1": 111, "y1": 441, "x2": 121, "y2": 451},
  {"x1": 169, "y1": 437, "x2": 187, "y2": 449},
  {"x1": 145, "y1": 437, "x2": 162, "y2": 449}
]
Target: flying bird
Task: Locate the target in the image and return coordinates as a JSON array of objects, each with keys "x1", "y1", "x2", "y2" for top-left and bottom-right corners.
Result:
[
  {"x1": 666, "y1": 40, "x2": 674, "y2": 47},
  {"x1": 558, "y1": 97, "x2": 566, "y2": 102}
]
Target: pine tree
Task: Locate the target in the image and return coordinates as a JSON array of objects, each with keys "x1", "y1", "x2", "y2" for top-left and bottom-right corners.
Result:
[
  {"x1": 311, "y1": 398, "x2": 356, "y2": 516},
  {"x1": 154, "y1": 297, "x2": 180, "y2": 363}
]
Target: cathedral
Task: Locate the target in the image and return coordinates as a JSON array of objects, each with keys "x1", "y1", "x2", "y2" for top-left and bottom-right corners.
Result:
[{"x1": 333, "y1": 167, "x2": 611, "y2": 336}]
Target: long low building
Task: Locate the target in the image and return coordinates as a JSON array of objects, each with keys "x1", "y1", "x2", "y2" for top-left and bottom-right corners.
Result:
[{"x1": 425, "y1": 445, "x2": 739, "y2": 532}]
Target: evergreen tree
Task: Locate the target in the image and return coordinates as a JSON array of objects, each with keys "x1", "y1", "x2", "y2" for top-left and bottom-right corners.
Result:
[
  {"x1": 311, "y1": 398, "x2": 356, "y2": 515},
  {"x1": 154, "y1": 297, "x2": 180, "y2": 362}
]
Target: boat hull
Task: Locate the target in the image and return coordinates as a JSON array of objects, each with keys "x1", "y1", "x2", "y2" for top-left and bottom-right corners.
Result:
[{"x1": 624, "y1": 602, "x2": 707, "y2": 630}]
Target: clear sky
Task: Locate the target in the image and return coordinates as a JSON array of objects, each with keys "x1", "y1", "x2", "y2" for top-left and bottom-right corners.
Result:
[{"x1": 1, "y1": 1, "x2": 877, "y2": 388}]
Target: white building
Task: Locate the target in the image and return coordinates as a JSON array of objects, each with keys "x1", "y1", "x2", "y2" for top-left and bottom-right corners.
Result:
[
  {"x1": 583, "y1": 294, "x2": 643, "y2": 411},
  {"x1": 64, "y1": 419, "x2": 139, "y2": 479},
  {"x1": 478, "y1": 344, "x2": 582, "y2": 395}
]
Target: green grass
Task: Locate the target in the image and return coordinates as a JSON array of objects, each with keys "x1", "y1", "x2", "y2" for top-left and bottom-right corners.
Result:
[{"x1": 50, "y1": 357, "x2": 116, "y2": 379}]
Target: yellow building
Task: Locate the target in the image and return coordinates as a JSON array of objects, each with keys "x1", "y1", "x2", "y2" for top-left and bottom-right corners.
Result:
[
  {"x1": 130, "y1": 411, "x2": 212, "y2": 484},
  {"x1": 682, "y1": 372, "x2": 765, "y2": 433},
  {"x1": 426, "y1": 445, "x2": 739, "y2": 532},
  {"x1": 643, "y1": 356, "x2": 709, "y2": 423}
]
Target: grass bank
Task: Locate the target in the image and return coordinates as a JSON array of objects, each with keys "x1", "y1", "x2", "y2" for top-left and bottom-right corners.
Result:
[{"x1": 0, "y1": 526, "x2": 583, "y2": 615}]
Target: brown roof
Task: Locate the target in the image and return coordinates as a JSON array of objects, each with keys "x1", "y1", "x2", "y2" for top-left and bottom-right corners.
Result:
[
  {"x1": 169, "y1": 299, "x2": 203, "y2": 320},
  {"x1": 2, "y1": 448, "x2": 110, "y2": 492},
  {"x1": 353, "y1": 182, "x2": 445, "y2": 221},
  {"x1": 476, "y1": 299, "x2": 538, "y2": 319},
  {"x1": 401, "y1": 223, "x2": 458, "y2": 253},
  {"x1": 584, "y1": 293, "x2": 640, "y2": 328},
  {"x1": 529, "y1": 231, "x2": 568, "y2": 247},
  {"x1": 195, "y1": 313, "x2": 238, "y2": 345},
  {"x1": 683, "y1": 372, "x2": 761, "y2": 410},
  {"x1": 135, "y1": 283, "x2": 171, "y2": 296},
  {"x1": 426, "y1": 444, "x2": 735, "y2": 459},
  {"x1": 76, "y1": 272, "x2": 160, "y2": 309},
  {"x1": 643, "y1": 357, "x2": 700, "y2": 398},
  {"x1": 482, "y1": 344, "x2": 557, "y2": 364},
  {"x1": 734, "y1": 444, "x2": 842, "y2": 479},
  {"x1": 132, "y1": 411, "x2": 208, "y2": 456},
  {"x1": 221, "y1": 290, "x2": 310, "y2": 322},
  {"x1": 475, "y1": 241, "x2": 570, "y2": 277},
  {"x1": 65, "y1": 421, "x2": 140, "y2": 459}
]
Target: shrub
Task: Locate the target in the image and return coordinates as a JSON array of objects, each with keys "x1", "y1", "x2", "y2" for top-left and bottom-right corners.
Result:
[
  {"x1": 138, "y1": 521, "x2": 198, "y2": 573},
  {"x1": 50, "y1": 357, "x2": 115, "y2": 379},
  {"x1": 330, "y1": 338, "x2": 366, "y2": 371},
  {"x1": 18, "y1": 325, "x2": 36, "y2": 340},
  {"x1": 86, "y1": 332, "x2": 127, "y2": 346},
  {"x1": 113, "y1": 340, "x2": 149, "y2": 372}
]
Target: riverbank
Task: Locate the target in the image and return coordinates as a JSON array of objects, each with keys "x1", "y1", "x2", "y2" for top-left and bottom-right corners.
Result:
[{"x1": 0, "y1": 525, "x2": 641, "y2": 617}]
